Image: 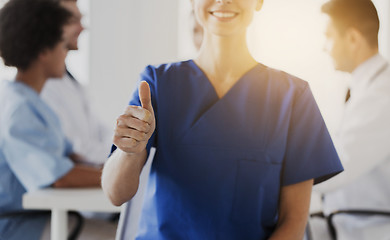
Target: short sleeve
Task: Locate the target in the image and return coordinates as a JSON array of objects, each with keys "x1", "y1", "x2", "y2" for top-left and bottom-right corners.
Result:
[
  {"x1": 282, "y1": 84, "x2": 343, "y2": 186},
  {"x1": 2, "y1": 104, "x2": 74, "y2": 192},
  {"x1": 64, "y1": 137, "x2": 74, "y2": 156},
  {"x1": 110, "y1": 66, "x2": 157, "y2": 156}
]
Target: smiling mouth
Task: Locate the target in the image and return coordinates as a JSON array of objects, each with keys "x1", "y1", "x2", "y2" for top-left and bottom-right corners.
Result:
[{"x1": 210, "y1": 11, "x2": 238, "y2": 19}]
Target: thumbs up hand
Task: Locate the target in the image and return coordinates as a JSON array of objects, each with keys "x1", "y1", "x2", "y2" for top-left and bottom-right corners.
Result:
[{"x1": 113, "y1": 81, "x2": 156, "y2": 155}]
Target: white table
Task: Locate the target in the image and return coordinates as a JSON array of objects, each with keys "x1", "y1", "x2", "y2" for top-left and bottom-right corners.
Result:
[{"x1": 23, "y1": 188, "x2": 121, "y2": 240}]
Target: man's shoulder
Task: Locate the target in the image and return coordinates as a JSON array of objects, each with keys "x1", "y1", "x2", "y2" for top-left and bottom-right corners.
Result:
[
  {"x1": 44, "y1": 75, "x2": 81, "y2": 91},
  {"x1": 368, "y1": 62, "x2": 390, "y2": 95}
]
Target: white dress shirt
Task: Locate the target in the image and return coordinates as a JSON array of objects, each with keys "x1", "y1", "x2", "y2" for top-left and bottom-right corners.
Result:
[
  {"x1": 314, "y1": 54, "x2": 390, "y2": 239},
  {"x1": 41, "y1": 73, "x2": 112, "y2": 165}
]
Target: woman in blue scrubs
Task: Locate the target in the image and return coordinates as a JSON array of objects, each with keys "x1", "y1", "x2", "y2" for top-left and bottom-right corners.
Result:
[{"x1": 102, "y1": 0, "x2": 343, "y2": 239}]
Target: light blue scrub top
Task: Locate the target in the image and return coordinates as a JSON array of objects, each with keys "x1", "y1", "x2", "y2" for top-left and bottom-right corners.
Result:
[
  {"x1": 117, "y1": 61, "x2": 343, "y2": 240},
  {"x1": 0, "y1": 80, "x2": 74, "y2": 240}
]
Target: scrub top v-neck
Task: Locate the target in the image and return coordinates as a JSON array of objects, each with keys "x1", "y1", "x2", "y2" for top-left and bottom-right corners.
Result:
[{"x1": 122, "y1": 60, "x2": 343, "y2": 240}]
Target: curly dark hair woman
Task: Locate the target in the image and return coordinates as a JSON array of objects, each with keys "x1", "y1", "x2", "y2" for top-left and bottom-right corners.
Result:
[
  {"x1": 0, "y1": 0, "x2": 72, "y2": 70},
  {"x1": 0, "y1": 2, "x2": 96, "y2": 240}
]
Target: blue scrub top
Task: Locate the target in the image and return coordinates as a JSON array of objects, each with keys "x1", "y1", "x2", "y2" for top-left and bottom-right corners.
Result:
[
  {"x1": 0, "y1": 81, "x2": 74, "y2": 240},
  {"x1": 122, "y1": 60, "x2": 343, "y2": 239}
]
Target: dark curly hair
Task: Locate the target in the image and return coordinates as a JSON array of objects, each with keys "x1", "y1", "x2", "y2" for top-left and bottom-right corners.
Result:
[{"x1": 0, "y1": 0, "x2": 72, "y2": 70}]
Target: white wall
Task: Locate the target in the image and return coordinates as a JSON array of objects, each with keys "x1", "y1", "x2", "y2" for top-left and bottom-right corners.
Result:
[
  {"x1": 0, "y1": 60, "x2": 16, "y2": 81},
  {"x1": 88, "y1": 0, "x2": 179, "y2": 127},
  {"x1": 373, "y1": 0, "x2": 390, "y2": 61},
  {"x1": 178, "y1": 0, "x2": 199, "y2": 60}
]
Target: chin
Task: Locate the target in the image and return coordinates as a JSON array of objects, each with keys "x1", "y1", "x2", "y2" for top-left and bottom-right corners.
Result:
[
  {"x1": 334, "y1": 64, "x2": 348, "y2": 73},
  {"x1": 53, "y1": 70, "x2": 66, "y2": 79},
  {"x1": 52, "y1": 73, "x2": 64, "y2": 79},
  {"x1": 333, "y1": 62, "x2": 343, "y2": 72},
  {"x1": 67, "y1": 43, "x2": 79, "y2": 51}
]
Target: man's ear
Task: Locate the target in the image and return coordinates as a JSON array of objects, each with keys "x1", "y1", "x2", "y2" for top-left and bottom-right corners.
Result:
[
  {"x1": 346, "y1": 28, "x2": 364, "y2": 51},
  {"x1": 256, "y1": 0, "x2": 264, "y2": 11}
]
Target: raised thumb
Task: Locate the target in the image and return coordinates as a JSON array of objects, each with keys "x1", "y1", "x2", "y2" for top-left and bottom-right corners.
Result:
[{"x1": 139, "y1": 81, "x2": 152, "y2": 111}]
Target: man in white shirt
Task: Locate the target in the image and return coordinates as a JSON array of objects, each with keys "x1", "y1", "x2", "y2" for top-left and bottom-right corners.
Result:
[
  {"x1": 38, "y1": 1, "x2": 117, "y2": 239},
  {"x1": 41, "y1": 0, "x2": 112, "y2": 165},
  {"x1": 310, "y1": 0, "x2": 390, "y2": 239}
]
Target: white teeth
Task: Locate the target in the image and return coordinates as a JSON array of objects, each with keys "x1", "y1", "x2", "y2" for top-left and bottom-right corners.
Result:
[{"x1": 212, "y1": 12, "x2": 236, "y2": 18}]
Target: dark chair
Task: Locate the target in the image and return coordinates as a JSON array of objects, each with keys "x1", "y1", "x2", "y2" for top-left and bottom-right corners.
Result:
[
  {"x1": 0, "y1": 210, "x2": 84, "y2": 240},
  {"x1": 308, "y1": 210, "x2": 390, "y2": 240}
]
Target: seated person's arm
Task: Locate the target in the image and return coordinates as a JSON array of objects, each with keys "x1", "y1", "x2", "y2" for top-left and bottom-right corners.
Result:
[
  {"x1": 68, "y1": 152, "x2": 90, "y2": 164},
  {"x1": 269, "y1": 179, "x2": 313, "y2": 240},
  {"x1": 52, "y1": 163, "x2": 102, "y2": 188}
]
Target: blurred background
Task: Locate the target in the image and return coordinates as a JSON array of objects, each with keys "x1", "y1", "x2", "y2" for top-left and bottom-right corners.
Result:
[{"x1": 1, "y1": 0, "x2": 389, "y2": 136}]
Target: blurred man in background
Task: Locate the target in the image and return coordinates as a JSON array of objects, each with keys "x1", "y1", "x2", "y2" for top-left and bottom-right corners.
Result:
[
  {"x1": 40, "y1": 0, "x2": 119, "y2": 239},
  {"x1": 41, "y1": 0, "x2": 113, "y2": 166},
  {"x1": 312, "y1": 0, "x2": 390, "y2": 239}
]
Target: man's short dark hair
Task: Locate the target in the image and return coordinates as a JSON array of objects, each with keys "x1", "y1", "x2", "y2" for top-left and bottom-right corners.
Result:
[
  {"x1": 322, "y1": 0, "x2": 379, "y2": 48},
  {"x1": 0, "y1": 0, "x2": 72, "y2": 70}
]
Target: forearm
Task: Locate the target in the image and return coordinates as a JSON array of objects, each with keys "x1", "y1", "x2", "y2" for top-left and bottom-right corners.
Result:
[
  {"x1": 269, "y1": 179, "x2": 313, "y2": 240},
  {"x1": 101, "y1": 148, "x2": 147, "y2": 206},
  {"x1": 268, "y1": 215, "x2": 308, "y2": 240},
  {"x1": 53, "y1": 165, "x2": 102, "y2": 188},
  {"x1": 102, "y1": 81, "x2": 155, "y2": 206}
]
